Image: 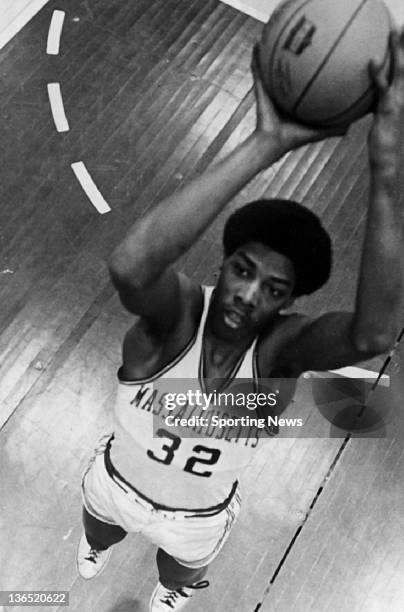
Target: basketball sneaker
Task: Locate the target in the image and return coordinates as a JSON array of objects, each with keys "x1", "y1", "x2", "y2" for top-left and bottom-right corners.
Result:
[
  {"x1": 76, "y1": 533, "x2": 112, "y2": 579},
  {"x1": 149, "y1": 580, "x2": 209, "y2": 611}
]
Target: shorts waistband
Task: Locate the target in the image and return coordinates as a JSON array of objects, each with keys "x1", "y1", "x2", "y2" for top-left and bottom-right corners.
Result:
[{"x1": 104, "y1": 435, "x2": 238, "y2": 516}]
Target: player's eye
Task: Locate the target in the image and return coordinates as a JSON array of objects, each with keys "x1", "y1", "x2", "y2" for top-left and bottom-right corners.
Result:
[
  {"x1": 233, "y1": 261, "x2": 250, "y2": 277},
  {"x1": 263, "y1": 284, "x2": 284, "y2": 299}
]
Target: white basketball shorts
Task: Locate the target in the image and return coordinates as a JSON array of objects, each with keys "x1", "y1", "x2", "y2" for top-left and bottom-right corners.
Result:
[{"x1": 81, "y1": 434, "x2": 241, "y2": 568}]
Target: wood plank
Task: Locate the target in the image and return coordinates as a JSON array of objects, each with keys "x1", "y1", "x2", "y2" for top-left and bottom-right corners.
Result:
[
  {"x1": 259, "y1": 350, "x2": 404, "y2": 612},
  {"x1": 0, "y1": 0, "x2": 401, "y2": 611}
]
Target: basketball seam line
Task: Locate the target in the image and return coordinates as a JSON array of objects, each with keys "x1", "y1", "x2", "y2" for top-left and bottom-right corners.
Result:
[
  {"x1": 322, "y1": 86, "x2": 373, "y2": 124},
  {"x1": 316, "y1": 41, "x2": 391, "y2": 124},
  {"x1": 267, "y1": 0, "x2": 314, "y2": 94},
  {"x1": 293, "y1": 0, "x2": 370, "y2": 114}
]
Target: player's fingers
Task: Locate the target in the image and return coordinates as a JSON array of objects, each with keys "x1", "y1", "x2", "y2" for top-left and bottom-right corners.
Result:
[
  {"x1": 381, "y1": 28, "x2": 404, "y2": 101},
  {"x1": 251, "y1": 44, "x2": 266, "y2": 93},
  {"x1": 251, "y1": 43, "x2": 259, "y2": 68},
  {"x1": 369, "y1": 58, "x2": 389, "y2": 92},
  {"x1": 394, "y1": 28, "x2": 404, "y2": 77},
  {"x1": 389, "y1": 29, "x2": 400, "y2": 78},
  {"x1": 251, "y1": 44, "x2": 259, "y2": 79},
  {"x1": 387, "y1": 28, "x2": 404, "y2": 84}
]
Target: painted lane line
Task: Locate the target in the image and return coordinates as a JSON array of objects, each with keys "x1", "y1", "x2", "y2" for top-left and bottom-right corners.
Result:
[
  {"x1": 0, "y1": 0, "x2": 49, "y2": 51},
  {"x1": 305, "y1": 365, "x2": 389, "y2": 385},
  {"x1": 47, "y1": 83, "x2": 70, "y2": 132},
  {"x1": 329, "y1": 365, "x2": 390, "y2": 385},
  {"x1": 219, "y1": 0, "x2": 274, "y2": 22},
  {"x1": 71, "y1": 162, "x2": 111, "y2": 215},
  {"x1": 47, "y1": 9, "x2": 65, "y2": 55}
]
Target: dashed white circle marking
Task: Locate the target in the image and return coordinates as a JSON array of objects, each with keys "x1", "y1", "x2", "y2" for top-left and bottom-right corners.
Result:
[
  {"x1": 46, "y1": 10, "x2": 111, "y2": 214},
  {"x1": 71, "y1": 162, "x2": 111, "y2": 214},
  {"x1": 47, "y1": 82, "x2": 69, "y2": 132},
  {"x1": 47, "y1": 9, "x2": 65, "y2": 55}
]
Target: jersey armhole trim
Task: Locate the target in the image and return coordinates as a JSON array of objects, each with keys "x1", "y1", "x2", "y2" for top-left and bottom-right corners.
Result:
[{"x1": 118, "y1": 285, "x2": 203, "y2": 385}]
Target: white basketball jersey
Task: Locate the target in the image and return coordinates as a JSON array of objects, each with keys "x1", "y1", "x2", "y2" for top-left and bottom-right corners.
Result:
[{"x1": 110, "y1": 287, "x2": 267, "y2": 510}]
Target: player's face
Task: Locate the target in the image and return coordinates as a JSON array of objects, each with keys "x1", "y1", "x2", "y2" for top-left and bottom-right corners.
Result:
[{"x1": 210, "y1": 242, "x2": 295, "y2": 340}]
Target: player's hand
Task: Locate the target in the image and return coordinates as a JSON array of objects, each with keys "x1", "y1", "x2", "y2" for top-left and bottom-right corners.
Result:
[
  {"x1": 368, "y1": 27, "x2": 404, "y2": 172},
  {"x1": 251, "y1": 45, "x2": 346, "y2": 157}
]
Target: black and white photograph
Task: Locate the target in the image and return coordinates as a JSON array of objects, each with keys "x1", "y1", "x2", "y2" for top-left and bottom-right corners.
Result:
[{"x1": 1, "y1": 0, "x2": 404, "y2": 610}]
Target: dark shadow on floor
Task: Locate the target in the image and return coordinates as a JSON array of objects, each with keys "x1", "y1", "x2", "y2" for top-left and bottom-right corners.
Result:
[{"x1": 108, "y1": 597, "x2": 142, "y2": 612}]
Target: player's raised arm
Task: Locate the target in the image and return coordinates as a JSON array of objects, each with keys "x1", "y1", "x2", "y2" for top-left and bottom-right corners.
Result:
[
  {"x1": 275, "y1": 29, "x2": 404, "y2": 374},
  {"x1": 351, "y1": 29, "x2": 404, "y2": 350},
  {"x1": 108, "y1": 49, "x2": 343, "y2": 330}
]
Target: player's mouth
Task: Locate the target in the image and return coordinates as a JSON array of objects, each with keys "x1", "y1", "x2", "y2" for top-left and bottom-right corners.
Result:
[{"x1": 223, "y1": 308, "x2": 249, "y2": 329}]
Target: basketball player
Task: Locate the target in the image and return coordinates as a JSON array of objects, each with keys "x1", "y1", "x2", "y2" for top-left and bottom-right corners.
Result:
[{"x1": 77, "y1": 31, "x2": 404, "y2": 612}]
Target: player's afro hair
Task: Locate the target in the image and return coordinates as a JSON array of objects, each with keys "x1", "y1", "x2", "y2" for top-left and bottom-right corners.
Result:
[{"x1": 222, "y1": 199, "x2": 332, "y2": 297}]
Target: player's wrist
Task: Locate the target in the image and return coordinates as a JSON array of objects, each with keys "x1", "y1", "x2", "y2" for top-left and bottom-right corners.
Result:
[{"x1": 249, "y1": 131, "x2": 287, "y2": 167}]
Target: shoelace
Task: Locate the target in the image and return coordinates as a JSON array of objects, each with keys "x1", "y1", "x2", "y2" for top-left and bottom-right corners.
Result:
[
  {"x1": 160, "y1": 581, "x2": 209, "y2": 608},
  {"x1": 161, "y1": 590, "x2": 189, "y2": 607},
  {"x1": 84, "y1": 549, "x2": 100, "y2": 564}
]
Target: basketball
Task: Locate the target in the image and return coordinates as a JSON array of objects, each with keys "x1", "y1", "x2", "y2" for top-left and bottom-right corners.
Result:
[{"x1": 259, "y1": 0, "x2": 392, "y2": 127}]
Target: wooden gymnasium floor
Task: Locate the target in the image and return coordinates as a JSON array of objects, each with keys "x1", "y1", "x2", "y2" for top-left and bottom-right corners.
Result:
[{"x1": 0, "y1": 0, "x2": 403, "y2": 610}]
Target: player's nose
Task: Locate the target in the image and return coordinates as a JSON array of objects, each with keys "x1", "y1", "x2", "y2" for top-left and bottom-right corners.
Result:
[{"x1": 235, "y1": 281, "x2": 259, "y2": 309}]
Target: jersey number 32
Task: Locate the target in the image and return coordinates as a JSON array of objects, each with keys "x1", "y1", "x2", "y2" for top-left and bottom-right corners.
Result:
[{"x1": 147, "y1": 428, "x2": 221, "y2": 477}]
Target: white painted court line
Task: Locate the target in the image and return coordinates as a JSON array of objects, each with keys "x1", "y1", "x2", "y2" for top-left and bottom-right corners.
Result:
[
  {"x1": 219, "y1": 0, "x2": 280, "y2": 23},
  {"x1": 71, "y1": 162, "x2": 111, "y2": 215},
  {"x1": 47, "y1": 83, "x2": 69, "y2": 132},
  {"x1": 47, "y1": 9, "x2": 65, "y2": 55},
  {"x1": 329, "y1": 366, "x2": 389, "y2": 385},
  {"x1": 0, "y1": 0, "x2": 50, "y2": 50},
  {"x1": 305, "y1": 366, "x2": 390, "y2": 386}
]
